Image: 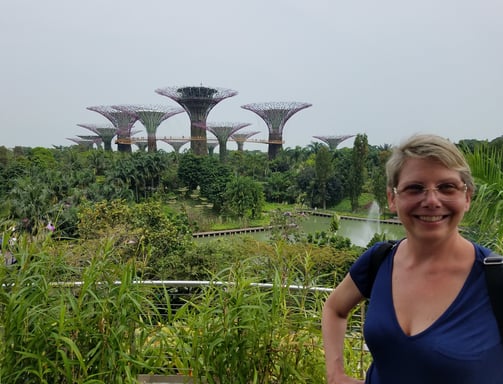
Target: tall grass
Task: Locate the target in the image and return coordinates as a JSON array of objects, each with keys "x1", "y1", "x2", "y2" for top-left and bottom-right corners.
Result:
[
  {"x1": 0, "y1": 237, "x2": 160, "y2": 383},
  {"x1": 147, "y1": 248, "x2": 370, "y2": 383},
  {"x1": 0, "y1": 235, "x2": 371, "y2": 383},
  {"x1": 178, "y1": 267, "x2": 325, "y2": 383}
]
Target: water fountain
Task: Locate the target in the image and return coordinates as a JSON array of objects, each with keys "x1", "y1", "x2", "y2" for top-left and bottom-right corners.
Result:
[{"x1": 366, "y1": 201, "x2": 381, "y2": 235}]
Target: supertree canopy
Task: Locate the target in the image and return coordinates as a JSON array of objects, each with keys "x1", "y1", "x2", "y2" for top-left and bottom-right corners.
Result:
[
  {"x1": 67, "y1": 138, "x2": 95, "y2": 150},
  {"x1": 77, "y1": 135, "x2": 103, "y2": 148},
  {"x1": 159, "y1": 138, "x2": 190, "y2": 154},
  {"x1": 196, "y1": 122, "x2": 250, "y2": 162},
  {"x1": 231, "y1": 131, "x2": 261, "y2": 151},
  {"x1": 155, "y1": 85, "x2": 238, "y2": 156},
  {"x1": 313, "y1": 135, "x2": 355, "y2": 150},
  {"x1": 134, "y1": 140, "x2": 149, "y2": 152},
  {"x1": 206, "y1": 141, "x2": 219, "y2": 156},
  {"x1": 113, "y1": 104, "x2": 185, "y2": 152},
  {"x1": 241, "y1": 101, "x2": 312, "y2": 159},
  {"x1": 87, "y1": 105, "x2": 139, "y2": 152},
  {"x1": 77, "y1": 123, "x2": 118, "y2": 151}
]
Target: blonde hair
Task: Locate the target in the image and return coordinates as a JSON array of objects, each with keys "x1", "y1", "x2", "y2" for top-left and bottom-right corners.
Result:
[{"x1": 385, "y1": 134, "x2": 475, "y2": 191}]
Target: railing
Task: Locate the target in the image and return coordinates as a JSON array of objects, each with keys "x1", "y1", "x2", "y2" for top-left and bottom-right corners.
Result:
[
  {"x1": 46, "y1": 280, "x2": 333, "y2": 292},
  {"x1": 1, "y1": 279, "x2": 369, "y2": 377}
]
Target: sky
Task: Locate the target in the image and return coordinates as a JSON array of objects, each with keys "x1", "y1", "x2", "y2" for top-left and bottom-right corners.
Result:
[{"x1": 1, "y1": 0, "x2": 502, "y2": 152}]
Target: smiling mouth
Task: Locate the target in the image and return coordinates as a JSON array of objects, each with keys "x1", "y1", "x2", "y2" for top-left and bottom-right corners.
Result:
[{"x1": 417, "y1": 215, "x2": 446, "y2": 222}]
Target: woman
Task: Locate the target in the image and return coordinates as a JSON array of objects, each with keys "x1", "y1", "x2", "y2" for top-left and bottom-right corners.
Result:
[{"x1": 322, "y1": 134, "x2": 503, "y2": 383}]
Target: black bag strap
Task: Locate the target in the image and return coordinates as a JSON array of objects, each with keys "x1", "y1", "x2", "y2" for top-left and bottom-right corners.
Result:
[
  {"x1": 368, "y1": 240, "x2": 398, "y2": 293},
  {"x1": 483, "y1": 253, "x2": 503, "y2": 341}
]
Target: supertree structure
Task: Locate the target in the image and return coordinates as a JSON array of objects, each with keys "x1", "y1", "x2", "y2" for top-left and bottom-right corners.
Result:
[
  {"x1": 77, "y1": 135, "x2": 103, "y2": 149},
  {"x1": 155, "y1": 85, "x2": 238, "y2": 156},
  {"x1": 113, "y1": 104, "x2": 185, "y2": 152},
  {"x1": 134, "y1": 140, "x2": 149, "y2": 152},
  {"x1": 87, "y1": 105, "x2": 139, "y2": 152},
  {"x1": 196, "y1": 122, "x2": 250, "y2": 162},
  {"x1": 313, "y1": 135, "x2": 355, "y2": 150},
  {"x1": 67, "y1": 138, "x2": 95, "y2": 150},
  {"x1": 111, "y1": 131, "x2": 146, "y2": 150},
  {"x1": 130, "y1": 129, "x2": 143, "y2": 137},
  {"x1": 206, "y1": 141, "x2": 219, "y2": 156},
  {"x1": 77, "y1": 123, "x2": 118, "y2": 151},
  {"x1": 231, "y1": 131, "x2": 261, "y2": 151},
  {"x1": 159, "y1": 138, "x2": 190, "y2": 154},
  {"x1": 241, "y1": 102, "x2": 312, "y2": 159}
]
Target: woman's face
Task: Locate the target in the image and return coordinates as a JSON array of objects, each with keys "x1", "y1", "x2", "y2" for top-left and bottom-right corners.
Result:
[{"x1": 387, "y1": 157, "x2": 471, "y2": 242}]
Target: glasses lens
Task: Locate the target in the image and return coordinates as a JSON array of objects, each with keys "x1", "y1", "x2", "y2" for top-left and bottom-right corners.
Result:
[
  {"x1": 436, "y1": 184, "x2": 465, "y2": 200},
  {"x1": 396, "y1": 183, "x2": 466, "y2": 202}
]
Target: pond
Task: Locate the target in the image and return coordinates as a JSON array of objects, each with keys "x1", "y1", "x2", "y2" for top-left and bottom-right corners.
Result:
[
  {"x1": 196, "y1": 214, "x2": 405, "y2": 247},
  {"x1": 299, "y1": 215, "x2": 405, "y2": 247}
]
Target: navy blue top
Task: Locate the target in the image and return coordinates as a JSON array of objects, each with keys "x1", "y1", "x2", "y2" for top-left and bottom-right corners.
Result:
[{"x1": 350, "y1": 242, "x2": 503, "y2": 384}]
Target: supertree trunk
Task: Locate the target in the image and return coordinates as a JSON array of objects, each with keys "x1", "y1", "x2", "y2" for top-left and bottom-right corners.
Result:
[
  {"x1": 155, "y1": 86, "x2": 237, "y2": 156},
  {"x1": 313, "y1": 135, "x2": 355, "y2": 150},
  {"x1": 268, "y1": 131, "x2": 284, "y2": 159},
  {"x1": 77, "y1": 124, "x2": 118, "y2": 152},
  {"x1": 87, "y1": 106, "x2": 138, "y2": 153},
  {"x1": 113, "y1": 105, "x2": 184, "y2": 153},
  {"x1": 241, "y1": 102, "x2": 312, "y2": 160},
  {"x1": 196, "y1": 122, "x2": 250, "y2": 162},
  {"x1": 231, "y1": 131, "x2": 260, "y2": 151}
]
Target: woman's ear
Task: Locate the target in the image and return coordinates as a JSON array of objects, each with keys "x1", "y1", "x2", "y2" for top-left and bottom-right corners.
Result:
[
  {"x1": 387, "y1": 188, "x2": 397, "y2": 213},
  {"x1": 464, "y1": 188, "x2": 472, "y2": 212}
]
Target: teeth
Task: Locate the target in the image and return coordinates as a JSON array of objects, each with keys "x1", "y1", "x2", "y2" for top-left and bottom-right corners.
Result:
[{"x1": 419, "y1": 216, "x2": 444, "y2": 222}]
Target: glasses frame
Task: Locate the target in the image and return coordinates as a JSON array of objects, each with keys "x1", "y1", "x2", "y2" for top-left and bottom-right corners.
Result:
[{"x1": 393, "y1": 183, "x2": 468, "y2": 202}]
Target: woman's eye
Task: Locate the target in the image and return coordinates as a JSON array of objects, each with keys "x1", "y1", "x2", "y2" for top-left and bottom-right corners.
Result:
[
  {"x1": 402, "y1": 184, "x2": 424, "y2": 194},
  {"x1": 437, "y1": 184, "x2": 457, "y2": 193}
]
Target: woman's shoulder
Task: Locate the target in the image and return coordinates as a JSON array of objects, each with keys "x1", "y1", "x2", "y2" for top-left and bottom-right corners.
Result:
[
  {"x1": 349, "y1": 240, "x2": 401, "y2": 297},
  {"x1": 472, "y1": 242, "x2": 497, "y2": 262}
]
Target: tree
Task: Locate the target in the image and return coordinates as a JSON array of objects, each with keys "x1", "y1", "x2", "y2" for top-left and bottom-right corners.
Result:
[
  {"x1": 8, "y1": 176, "x2": 53, "y2": 232},
  {"x1": 177, "y1": 153, "x2": 233, "y2": 212},
  {"x1": 305, "y1": 141, "x2": 325, "y2": 156},
  {"x1": 105, "y1": 151, "x2": 171, "y2": 202},
  {"x1": 264, "y1": 171, "x2": 296, "y2": 203},
  {"x1": 227, "y1": 151, "x2": 269, "y2": 180},
  {"x1": 463, "y1": 143, "x2": 503, "y2": 253},
  {"x1": 268, "y1": 150, "x2": 292, "y2": 173},
  {"x1": 348, "y1": 134, "x2": 369, "y2": 211},
  {"x1": 28, "y1": 147, "x2": 58, "y2": 169},
  {"x1": 178, "y1": 153, "x2": 205, "y2": 191},
  {"x1": 296, "y1": 164, "x2": 316, "y2": 208},
  {"x1": 223, "y1": 176, "x2": 265, "y2": 220},
  {"x1": 370, "y1": 145, "x2": 392, "y2": 217},
  {"x1": 332, "y1": 147, "x2": 352, "y2": 201},
  {"x1": 315, "y1": 145, "x2": 334, "y2": 209},
  {"x1": 77, "y1": 199, "x2": 193, "y2": 278}
]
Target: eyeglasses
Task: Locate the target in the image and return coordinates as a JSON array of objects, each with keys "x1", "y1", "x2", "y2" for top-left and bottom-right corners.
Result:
[{"x1": 393, "y1": 183, "x2": 467, "y2": 202}]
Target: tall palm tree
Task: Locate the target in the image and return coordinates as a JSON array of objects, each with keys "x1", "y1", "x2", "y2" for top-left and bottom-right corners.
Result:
[
  {"x1": 463, "y1": 144, "x2": 503, "y2": 252},
  {"x1": 9, "y1": 177, "x2": 52, "y2": 231}
]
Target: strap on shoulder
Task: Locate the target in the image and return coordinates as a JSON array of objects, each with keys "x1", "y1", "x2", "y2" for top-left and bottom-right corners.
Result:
[
  {"x1": 483, "y1": 252, "x2": 503, "y2": 341},
  {"x1": 368, "y1": 240, "x2": 398, "y2": 292}
]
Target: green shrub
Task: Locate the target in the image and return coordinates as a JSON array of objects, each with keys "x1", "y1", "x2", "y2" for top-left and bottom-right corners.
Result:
[
  {"x1": 77, "y1": 199, "x2": 193, "y2": 279},
  {"x1": 0, "y1": 238, "x2": 160, "y2": 383}
]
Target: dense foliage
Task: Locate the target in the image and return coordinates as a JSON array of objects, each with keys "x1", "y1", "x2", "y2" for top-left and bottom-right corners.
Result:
[
  {"x1": 0, "y1": 230, "x2": 365, "y2": 383},
  {"x1": 0, "y1": 143, "x2": 391, "y2": 238},
  {"x1": 0, "y1": 137, "x2": 502, "y2": 382}
]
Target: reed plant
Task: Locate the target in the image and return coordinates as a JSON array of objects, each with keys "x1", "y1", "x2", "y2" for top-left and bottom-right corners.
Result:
[
  {"x1": 0, "y1": 236, "x2": 161, "y2": 383},
  {"x1": 0, "y1": 234, "x2": 371, "y2": 383},
  {"x1": 154, "y1": 262, "x2": 327, "y2": 383}
]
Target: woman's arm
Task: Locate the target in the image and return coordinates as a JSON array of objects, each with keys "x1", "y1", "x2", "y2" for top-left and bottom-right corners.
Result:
[{"x1": 322, "y1": 274, "x2": 365, "y2": 384}]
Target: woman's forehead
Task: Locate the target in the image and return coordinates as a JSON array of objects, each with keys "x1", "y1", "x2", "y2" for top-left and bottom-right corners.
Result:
[{"x1": 398, "y1": 158, "x2": 461, "y2": 181}]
